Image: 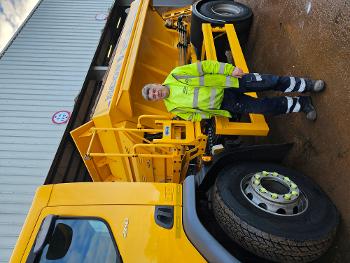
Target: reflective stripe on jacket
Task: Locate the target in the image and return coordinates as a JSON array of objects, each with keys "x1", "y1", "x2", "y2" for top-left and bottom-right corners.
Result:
[{"x1": 163, "y1": 60, "x2": 239, "y2": 121}]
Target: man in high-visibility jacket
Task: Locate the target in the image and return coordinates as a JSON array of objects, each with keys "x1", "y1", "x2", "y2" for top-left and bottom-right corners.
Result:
[{"x1": 141, "y1": 60, "x2": 324, "y2": 121}]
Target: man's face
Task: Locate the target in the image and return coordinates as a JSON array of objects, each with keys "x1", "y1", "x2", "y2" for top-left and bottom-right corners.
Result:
[{"x1": 148, "y1": 84, "x2": 169, "y2": 101}]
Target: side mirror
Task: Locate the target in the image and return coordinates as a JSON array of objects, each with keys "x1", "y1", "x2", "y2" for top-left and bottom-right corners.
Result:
[
  {"x1": 46, "y1": 223, "x2": 73, "y2": 260},
  {"x1": 33, "y1": 215, "x2": 57, "y2": 254}
]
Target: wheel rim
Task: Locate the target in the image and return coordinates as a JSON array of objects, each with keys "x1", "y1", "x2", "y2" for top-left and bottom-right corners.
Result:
[
  {"x1": 211, "y1": 3, "x2": 243, "y2": 17},
  {"x1": 240, "y1": 171, "x2": 308, "y2": 216}
]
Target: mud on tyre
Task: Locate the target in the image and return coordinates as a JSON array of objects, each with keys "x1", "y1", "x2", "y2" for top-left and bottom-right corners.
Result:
[{"x1": 212, "y1": 162, "x2": 339, "y2": 262}]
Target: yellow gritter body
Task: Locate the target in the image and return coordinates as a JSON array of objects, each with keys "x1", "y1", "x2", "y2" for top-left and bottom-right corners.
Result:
[{"x1": 71, "y1": 0, "x2": 269, "y2": 184}]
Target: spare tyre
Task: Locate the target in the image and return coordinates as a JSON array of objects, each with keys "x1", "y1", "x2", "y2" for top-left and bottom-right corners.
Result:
[
  {"x1": 212, "y1": 162, "x2": 339, "y2": 262},
  {"x1": 191, "y1": 0, "x2": 253, "y2": 60}
]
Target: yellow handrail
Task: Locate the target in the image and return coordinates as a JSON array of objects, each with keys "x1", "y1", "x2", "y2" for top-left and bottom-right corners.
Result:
[{"x1": 137, "y1": 114, "x2": 171, "y2": 128}]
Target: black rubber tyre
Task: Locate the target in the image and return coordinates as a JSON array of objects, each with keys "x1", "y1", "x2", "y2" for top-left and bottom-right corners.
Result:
[
  {"x1": 198, "y1": 1, "x2": 252, "y2": 22},
  {"x1": 212, "y1": 162, "x2": 339, "y2": 263},
  {"x1": 190, "y1": 0, "x2": 253, "y2": 60}
]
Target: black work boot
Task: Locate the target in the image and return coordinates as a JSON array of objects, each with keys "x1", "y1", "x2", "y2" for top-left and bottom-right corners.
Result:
[
  {"x1": 306, "y1": 79, "x2": 325, "y2": 92},
  {"x1": 300, "y1": 96, "x2": 317, "y2": 121}
]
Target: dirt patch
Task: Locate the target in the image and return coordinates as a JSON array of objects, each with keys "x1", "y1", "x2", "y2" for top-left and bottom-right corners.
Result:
[{"x1": 238, "y1": 0, "x2": 350, "y2": 261}]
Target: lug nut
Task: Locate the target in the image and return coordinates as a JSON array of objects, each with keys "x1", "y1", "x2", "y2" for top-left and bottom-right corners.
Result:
[
  {"x1": 271, "y1": 193, "x2": 278, "y2": 199},
  {"x1": 259, "y1": 187, "x2": 267, "y2": 193},
  {"x1": 291, "y1": 190, "x2": 299, "y2": 196},
  {"x1": 283, "y1": 177, "x2": 291, "y2": 182},
  {"x1": 284, "y1": 193, "x2": 291, "y2": 200}
]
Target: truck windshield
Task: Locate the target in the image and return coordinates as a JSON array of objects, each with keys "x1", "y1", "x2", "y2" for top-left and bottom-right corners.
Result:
[{"x1": 30, "y1": 218, "x2": 121, "y2": 263}]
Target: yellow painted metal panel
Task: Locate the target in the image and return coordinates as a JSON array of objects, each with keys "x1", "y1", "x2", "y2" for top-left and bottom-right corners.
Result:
[
  {"x1": 12, "y1": 183, "x2": 204, "y2": 263},
  {"x1": 94, "y1": 0, "x2": 144, "y2": 117},
  {"x1": 94, "y1": 115, "x2": 133, "y2": 182},
  {"x1": 49, "y1": 182, "x2": 182, "y2": 206},
  {"x1": 20, "y1": 205, "x2": 204, "y2": 263},
  {"x1": 71, "y1": 0, "x2": 183, "y2": 183},
  {"x1": 225, "y1": 24, "x2": 249, "y2": 73},
  {"x1": 224, "y1": 24, "x2": 269, "y2": 135},
  {"x1": 202, "y1": 24, "x2": 217, "y2": 60},
  {"x1": 71, "y1": 120, "x2": 110, "y2": 181},
  {"x1": 215, "y1": 116, "x2": 270, "y2": 136},
  {"x1": 202, "y1": 23, "x2": 269, "y2": 136}
]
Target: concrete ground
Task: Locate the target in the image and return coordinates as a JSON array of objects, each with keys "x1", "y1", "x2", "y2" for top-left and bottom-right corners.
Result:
[{"x1": 238, "y1": 0, "x2": 350, "y2": 261}]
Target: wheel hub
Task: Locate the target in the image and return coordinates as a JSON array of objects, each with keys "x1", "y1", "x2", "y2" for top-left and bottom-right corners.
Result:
[
  {"x1": 211, "y1": 4, "x2": 243, "y2": 17},
  {"x1": 241, "y1": 171, "x2": 308, "y2": 216}
]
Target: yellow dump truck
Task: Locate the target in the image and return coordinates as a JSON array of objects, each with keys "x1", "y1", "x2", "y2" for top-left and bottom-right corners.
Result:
[{"x1": 11, "y1": 0, "x2": 339, "y2": 262}]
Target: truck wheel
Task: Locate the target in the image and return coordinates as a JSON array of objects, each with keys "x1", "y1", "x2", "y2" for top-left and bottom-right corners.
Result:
[
  {"x1": 190, "y1": 0, "x2": 253, "y2": 60},
  {"x1": 197, "y1": 1, "x2": 252, "y2": 22},
  {"x1": 212, "y1": 162, "x2": 339, "y2": 262}
]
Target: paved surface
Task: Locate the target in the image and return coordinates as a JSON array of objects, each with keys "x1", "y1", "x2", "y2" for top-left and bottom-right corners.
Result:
[{"x1": 238, "y1": 0, "x2": 350, "y2": 262}]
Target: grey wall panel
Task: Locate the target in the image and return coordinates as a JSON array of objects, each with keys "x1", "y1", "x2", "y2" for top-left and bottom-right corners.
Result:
[
  {"x1": 0, "y1": 88, "x2": 81, "y2": 96},
  {"x1": 0, "y1": 184, "x2": 39, "y2": 196},
  {"x1": 0, "y1": 144, "x2": 58, "y2": 153},
  {"x1": 0, "y1": 109, "x2": 73, "y2": 117},
  {"x1": 0, "y1": 175, "x2": 47, "y2": 184},
  {"x1": 0, "y1": 213, "x2": 28, "y2": 224},
  {"x1": 0, "y1": 167, "x2": 51, "y2": 177},
  {"x1": 0, "y1": 0, "x2": 115, "y2": 261}
]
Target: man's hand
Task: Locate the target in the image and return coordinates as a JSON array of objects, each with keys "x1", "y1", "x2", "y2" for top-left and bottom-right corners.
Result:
[{"x1": 231, "y1": 67, "x2": 245, "y2": 78}]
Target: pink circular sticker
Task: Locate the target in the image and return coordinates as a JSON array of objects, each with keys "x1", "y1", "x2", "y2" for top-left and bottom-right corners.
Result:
[{"x1": 52, "y1": 110, "x2": 71, "y2": 124}]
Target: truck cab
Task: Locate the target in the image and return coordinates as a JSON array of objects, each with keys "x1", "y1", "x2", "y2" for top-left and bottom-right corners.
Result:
[{"x1": 12, "y1": 179, "x2": 238, "y2": 262}]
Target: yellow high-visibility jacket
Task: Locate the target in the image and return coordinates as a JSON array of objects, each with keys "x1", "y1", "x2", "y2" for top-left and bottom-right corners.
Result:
[{"x1": 163, "y1": 60, "x2": 239, "y2": 121}]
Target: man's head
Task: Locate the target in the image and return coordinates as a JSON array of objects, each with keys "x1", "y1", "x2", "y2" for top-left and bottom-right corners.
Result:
[{"x1": 142, "y1": 84, "x2": 169, "y2": 101}]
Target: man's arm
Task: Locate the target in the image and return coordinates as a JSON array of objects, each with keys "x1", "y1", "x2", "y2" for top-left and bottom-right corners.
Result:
[
  {"x1": 201, "y1": 60, "x2": 235, "y2": 76},
  {"x1": 201, "y1": 60, "x2": 245, "y2": 77},
  {"x1": 171, "y1": 60, "x2": 236, "y2": 77}
]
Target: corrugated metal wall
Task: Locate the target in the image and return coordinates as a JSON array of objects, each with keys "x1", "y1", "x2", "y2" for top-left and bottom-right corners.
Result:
[{"x1": 0, "y1": 0, "x2": 115, "y2": 261}]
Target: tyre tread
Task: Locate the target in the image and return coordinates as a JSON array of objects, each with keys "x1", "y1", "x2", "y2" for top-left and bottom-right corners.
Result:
[{"x1": 212, "y1": 183, "x2": 336, "y2": 262}]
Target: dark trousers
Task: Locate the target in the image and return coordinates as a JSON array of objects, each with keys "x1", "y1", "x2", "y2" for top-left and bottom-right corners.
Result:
[{"x1": 220, "y1": 73, "x2": 310, "y2": 115}]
